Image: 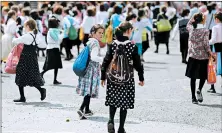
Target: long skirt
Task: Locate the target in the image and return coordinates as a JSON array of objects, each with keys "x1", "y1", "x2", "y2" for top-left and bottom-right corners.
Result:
[
  {"x1": 43, "y1": 48, "x2": 63, "y2": 70},
  {"x1": 76, "y1": 60, "x2": 100, "y2": 98},
  {"x1": 185, "y1": 57, "x2": 208, "y2": 79},
  {"x1": 15, "y1": 45, "x2": 44, "y2": 87},
  {"x1": 2, "y1": 34, "x2": 13, "y2": 60}
]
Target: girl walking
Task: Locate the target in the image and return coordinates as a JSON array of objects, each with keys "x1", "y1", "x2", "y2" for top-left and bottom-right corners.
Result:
[
  {"x1": 12, "y1": 19, "x2": 46, "y2": 102},
  {"x1": 132, "y1": 9, "x2": 152, "y2": 60},
  {"x1": 101, "y1": 22, "x2": 144, "y2": 133},
  {"x1": 185, "y1": 13, "x2": 215, "y2": 104},
  {"x1": 76, "y1": 24, "x2": 104, "y2": 119},
  {"x1": 2, "y1": 10, "x2": 17, "y2": 62},
  {"x1": 41, "y1": 18, "x2": 63, "y2": 85}
]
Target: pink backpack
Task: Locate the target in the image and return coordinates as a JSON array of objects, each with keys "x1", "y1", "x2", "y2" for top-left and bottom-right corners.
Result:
[
  {"x1": 5, "y1": 44, "x2": 24, "y2": 74},
  {"x1": 42, "y1": 15, "x2": 48, "y2": 35}
]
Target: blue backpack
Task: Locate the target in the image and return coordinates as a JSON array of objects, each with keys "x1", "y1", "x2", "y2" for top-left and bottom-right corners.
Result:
[{"x1": 73, "y1": 46, "x2": 90, "y2": 77}]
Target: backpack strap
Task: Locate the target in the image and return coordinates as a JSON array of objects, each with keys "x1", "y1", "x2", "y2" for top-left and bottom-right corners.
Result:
[{"x1": 29, "y1": 33, "x2": 37, "y2": 46}]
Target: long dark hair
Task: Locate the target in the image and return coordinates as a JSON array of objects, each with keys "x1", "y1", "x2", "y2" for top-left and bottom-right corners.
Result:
[
  {"x1": 5, "y1": 10, "x2": 16, "y2": 25},
  {"x1": 30, "y1": 10, "x2": 41, "y2": 20},
  {"x1": 115, "y1": 21, "x2": 133, "y2": 37},
  {"x1": 192, "y1": 13, "x2": 204, "y2": 29}
]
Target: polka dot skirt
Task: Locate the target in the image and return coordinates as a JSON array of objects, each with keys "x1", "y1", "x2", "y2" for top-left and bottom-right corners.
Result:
[{"x1": 15, "y1": 45, "x2": 44, "y2": 87}]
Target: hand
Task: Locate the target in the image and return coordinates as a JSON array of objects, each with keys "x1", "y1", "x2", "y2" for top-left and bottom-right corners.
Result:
[
  {"x1": 101, "y1": 80, "x2": 106, "y2": 87},
  {"x1": 138, "y1": 81, "x2": 144, "y2": 86}
]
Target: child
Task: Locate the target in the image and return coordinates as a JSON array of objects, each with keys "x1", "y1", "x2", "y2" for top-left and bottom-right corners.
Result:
[
  {"x1": 41, "y1": 18, "x2": 63, "y2": 85},
  {"x1": 12, "y1": 19, "x2": 46, "y2": 102},
  {"x1": 101, "y1": 22, "x2": 144, "y2": 133},
  {"x1": 76, "y1": 24, "x2": 105, "y2": 119},
  {"x1": 131, "y1": 9, "x2": 152, "y2": 59}
]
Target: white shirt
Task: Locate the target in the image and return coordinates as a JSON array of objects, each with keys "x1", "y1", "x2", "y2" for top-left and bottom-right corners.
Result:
[
  {"x1": 36, "y1": 20, "x2": 43, "y2": 33},
  {"x1": 46, "y1": 30, "x2": 63, "y2": 49},
  {"x1": 209, "y1": 23, "x2": 222, "y2": 45},
  {"x1": 166, "y1": 7, "x2": 176, "y2": 20},
  {"x1": 87, "y1": 38, "x2": 103, "y2": 64},
  {"x1": 12, "y1": 31, "x2": 46, "y2": 49},
  {"x1": 96, "y1": 11, "x2": 109, "y2": 25},
  {"x1": 4, "y1": 18, "x2": 17, "y2": 35},
  {"x1": 81, "y1": 16, "x2": 96, "y2": 34},
  {"x1": 132, "y1": 18, "x2": 152, "y2": 43}
]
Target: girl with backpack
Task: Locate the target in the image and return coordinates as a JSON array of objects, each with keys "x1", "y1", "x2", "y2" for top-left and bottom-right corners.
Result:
[
  {"x1": 41, "y1": 18, "x2": 63, "y2": 85},
  {"x1": 12, "y1": 19, "x2": 46, "y2": 102},
  {"x1": 76, "y1": 24, "x2": 105, "y2": 120},
  {"x1": 101, "y1": 22, "x2": 144, "y2": 133}
]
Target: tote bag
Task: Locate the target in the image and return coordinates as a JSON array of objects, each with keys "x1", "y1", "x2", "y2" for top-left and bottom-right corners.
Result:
[
  {"x1": 207, "y1": 56, "x2": 217, "y2": 84},
  {"x1": 5, "y1": 44, "x2": 24, "y2": 74},
  {"x1": 156, "y1": 15, "x2": 172, "y2": 32}
]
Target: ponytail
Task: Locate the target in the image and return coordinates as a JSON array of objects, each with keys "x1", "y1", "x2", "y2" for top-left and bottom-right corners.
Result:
[
  {"x1": 5, "y1": 10, "x2": 16, "y2": 25},
  {"x1": 115, "y1": 26, "x2": 124, "y2": 36},
  {"x1": 33, "y1": 28, "x2": 38, "y2": 34},
  {"x1": 192, "y1": 21, "x2": 198, "y2": 29}
]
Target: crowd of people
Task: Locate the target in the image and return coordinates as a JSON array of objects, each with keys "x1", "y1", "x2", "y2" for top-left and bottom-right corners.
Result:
[{"x1": 1, "y1": 1, "x2": 222, "y2": 133}]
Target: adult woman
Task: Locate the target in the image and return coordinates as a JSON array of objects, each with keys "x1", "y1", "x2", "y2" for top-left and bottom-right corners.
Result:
[
  {"x1": 12, "y1": 19, "x2": 46, "y2": 102},
  {"x1": 185, "y1": 13, "x2": 215, "y2": 104},
  {"x1": 154, "y1": 6, "x2": 171, "y2": 54},
  {"x1": 2, "y1": 10, "x2": 17, "y2": 61},
  {"x1": 208, "y1": 12, "x2": 222, "y2": 93}
]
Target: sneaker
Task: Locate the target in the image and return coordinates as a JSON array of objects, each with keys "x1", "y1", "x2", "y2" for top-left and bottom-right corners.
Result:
[
  {"x1": 196, "y1": 90, "x2": 203, "y2": 103},
  {"x1": 85, "y1": 109, "x2": 94, "y2": 116},
  {"x1": 207, "y1": 88, "x2": 216, "y2": 93},
  {"x1": 192, "y1": 98, "x2": 198, "y2": 104},
  {"x1": 108, "y1": 122, "x2": 115, "y2": 133},
  {"x1": 77, "y1": 110, "x2": 87, "y2": 120}
]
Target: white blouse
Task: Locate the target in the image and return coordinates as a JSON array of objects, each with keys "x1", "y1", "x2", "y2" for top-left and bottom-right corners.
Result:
[
  {"x1": 81, "y1": 16, "x2": 96, "y2": 34},
  {"x1": 87, "y1": 38, "x2": 103, "y2": 64},
  {"x1": 4, "y1": 18, "x2": 17, "y2": 35},
  {"x1": 12, "y1": 31, "x2": 46, "y2": 49},
  {"x1": 209, "y1": 23, "x2": 222, "y2": 45}
]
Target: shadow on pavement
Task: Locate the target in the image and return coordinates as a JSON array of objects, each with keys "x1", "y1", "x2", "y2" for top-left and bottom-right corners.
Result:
[
  {"x1": 87, "y1": 116, "x2": 140, "y2": 124},
  {"x1": 197, "y1": 104, "x2": 222, "y2": 109},
  {"x1": 48, "y1": 84, "x2": 76, "y2": 88},
  {"x1": 16, "y1": 102, "x2": 63, "y2": 108},
  {"x1": 143, "y1": 61, "x2": 168, "y2": 65},
  {"x1": 210, "y1": 93, "x2": 222, "y2": 96}
]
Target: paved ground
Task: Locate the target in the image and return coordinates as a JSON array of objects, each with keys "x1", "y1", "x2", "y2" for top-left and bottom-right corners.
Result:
[{"x1": 1, "y1": 35, "x2": 222, "y2": 133}]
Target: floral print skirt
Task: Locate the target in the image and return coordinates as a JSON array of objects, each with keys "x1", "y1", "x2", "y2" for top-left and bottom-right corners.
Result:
[{"x1": 76, "y1": 60, "x2": 100, "y2": 98}]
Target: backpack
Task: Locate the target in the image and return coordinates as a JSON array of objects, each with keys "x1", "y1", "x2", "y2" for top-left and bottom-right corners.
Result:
[
  {"x1": 105, "y1": 20, "x2": 113, "y2": 44},
  {"x1": 179, "y1": 19, "x2": 189, "y2": 36},
  {"x1": 67, "y1": 17, "x2": 78, "y2": 40},
  {"x1": 107, "y1": 40, "x2": 133, "y2": 85},
  {"x1": 73, "y1": 45, "x2": 90, "y2": 77},
  {"x1": 42, "y1": 15, "x2": 48, "y2": 35}
]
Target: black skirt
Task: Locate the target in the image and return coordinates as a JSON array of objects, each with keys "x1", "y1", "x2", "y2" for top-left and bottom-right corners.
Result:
[
  {"x1": 43, "y1": 48, "x2": 62, "y2": 70},
  {"x1": 185, "y1": 57, "x2": 209, "y2": 79}
]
